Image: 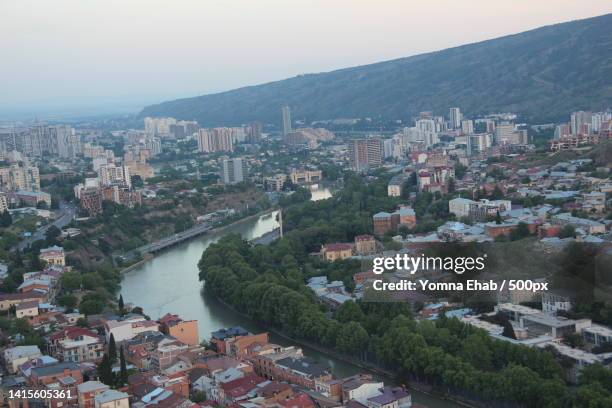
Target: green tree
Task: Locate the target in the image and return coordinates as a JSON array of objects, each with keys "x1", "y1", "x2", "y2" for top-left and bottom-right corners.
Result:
[
  {"x1": 57, "y1": 294, "x2": 78, "y2": 310},
  {"x1": 108, "y1": 333, "x2": 117, "y2": 362},
  {"x1": 97, "y1": 353, "x2": 114, "y2": 386},
  {"x1": 118, "y1": 346, "x2": 128, "y2": 386},
  {"x1": 0, "y1": 210, "x2": 12, "y2": 228}
]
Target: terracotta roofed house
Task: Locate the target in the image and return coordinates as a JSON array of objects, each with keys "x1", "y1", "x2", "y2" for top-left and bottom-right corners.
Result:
[{"x1": 321, "y1": 243, "x2": 353, "y2": 261}]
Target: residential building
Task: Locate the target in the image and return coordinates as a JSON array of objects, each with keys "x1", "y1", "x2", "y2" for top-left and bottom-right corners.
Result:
[
  {"x1": 197, "y1": 128, "x2": 235, "y2": 153},
  {"x1": 48, "y1": 327, "x2": 104, "y2": 363},
  {"x1": 104, "y1": 316, "x2": 160, "y2": 342},
  {"x1": 10, "y1": 190, "x2": 51, "y2": 207},
  {"x1": 551, "y1": 213, "x2": 605, "y2": 234},
  {"x1": 264, "y1": 174, "x2": 287, "y2": 191},
  {"x1": 220, "y1": 158, "x2": 248, "y2": 185},
  {"x1": 77, "y1": 381, "x2": 109, "y2": 408},
  {"x1": 282, "y1": 106, "x2": 292, "y2": 136},
  {"x1": 289, "y1": 168, "x2": 322, "y2": 184},
  {"x1": 448, "y1": 198, "x2": 511, "y2": 221},
  {"x1": 39, "y1": 246, "x2": 65, "y2": 266},
  {"x1": 0, "y1": 163, "x2": 40, "y2": 192},
  {"x1": 571, "y1": 111, "x2": 592, "y2": 135},
  {"x1": 387, "y1": 174, "x2": 406, "y2": 197},
  {"x1": 373, "y1": 206, "x2": 416, "y2": 236},
  {"x1": 341, "y1": 374, "x2": 384, "y2": 403},
  {"x1": 0, "y1": 292, "x2": 46, "y2": 312},
  {"x1": 144, "y1": 117, "x2": 177, "y2": 137},
  {"x1": 0, "y1": 192, "x2": 8, "y2": 213},
  {"x1": 322, "y1": 243, "x2": 353, "y2": 261},
  {"x1": 28, "y1": 361, "x2": 83, "y2": 386},
  {"x1": 273, "y1": 357, "x2": 332, "y2": 389},
  {"x1": 94, "y1": 389, "x2": 129, "y2": 408},
  {"x1": 98, "y1": 164, "x2": 131, "y2": 189},
  {"x1": 158, "y1": 313, "x2": 199, "y2": 346},
  {"x1": 461, "y1": 119, "x2": 474, "y2": 135},
  {"x1": 4, "y1": 345, "x2": 42, "y2": 374},
  {"x1": 449, "y1": 107, "x2": 462, "y2": 129},
  {"x1": 354, "y1": 235, "x2": 376, "y2": 255},
  {"x1": 348, "y1": 138, "x2": 383, "y2": 170},
  {"x1": 16, "y1": 301, "x2": 39, "y2": 318}
]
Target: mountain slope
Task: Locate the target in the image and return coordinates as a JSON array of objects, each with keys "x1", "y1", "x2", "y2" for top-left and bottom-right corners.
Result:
[{"x1": 141, "y1": 13, "x2": 612, "y2": 126}]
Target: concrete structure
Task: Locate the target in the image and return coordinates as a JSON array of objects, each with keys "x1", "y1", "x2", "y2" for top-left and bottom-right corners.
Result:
[
  {"x1": 0, "y1": 163, "x2": 40, "y2": 192},
  {"x1": 104, "y1": 316, "x2": 159, "y2": 342},
  {"x1": 220, "y1": 158, "x2": 248, "y2": 185},
  {"x1": 289, "y1": 168, "x2": 322, "y2": 185},
  {"x1": 282, "y1": 106, "x2": 292, "y2": 136},
  {"x1": 449, "y1": 107, "x2": 462, "y2": 129},
  {"x1": 348, "y1": 138, "x2": 382, "y2": 170},
  {"x1": 197, "y1": 128, "x2": 235, "y2": 153}
]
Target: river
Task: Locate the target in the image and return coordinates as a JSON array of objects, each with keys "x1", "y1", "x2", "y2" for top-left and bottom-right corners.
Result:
[{"x1": 121, "y1": 211, "x2": 459, "y2": 408}]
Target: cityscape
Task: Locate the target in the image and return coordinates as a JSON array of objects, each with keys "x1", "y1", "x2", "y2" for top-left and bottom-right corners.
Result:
[{"x1": 0, "y1": 3, "x2": 611, "y2": 408}]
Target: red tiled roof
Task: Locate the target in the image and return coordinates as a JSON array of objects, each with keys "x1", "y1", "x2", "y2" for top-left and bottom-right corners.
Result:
[
  {"x1": 49, "y1": 326, "x2": 99, "y2": 342},
  {"x1": 323, "y1": 243, "x2": 353, "y2": 252},
  {"x1": 0, "y1": 292, "x2": 45, "y2": 301},
  {"x1": 220, "y1": 374, "x2": 265, "y2": 398},
  {"x1": 279, "y1": 393, "x2": 315, "y2": 408}
]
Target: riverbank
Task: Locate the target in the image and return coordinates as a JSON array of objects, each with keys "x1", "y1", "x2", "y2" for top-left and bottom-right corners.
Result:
[{"x1": 210, "y1": 291, "x2": 472, "y2": 408}]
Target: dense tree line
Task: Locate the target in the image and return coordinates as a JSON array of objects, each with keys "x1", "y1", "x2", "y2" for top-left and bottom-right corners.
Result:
[
  {"x1": 199, "y1": 232, "x2": 612, "y2": 407},
  {"x1": 198, "y1": 173, "x2": 612, "y2": 406}
]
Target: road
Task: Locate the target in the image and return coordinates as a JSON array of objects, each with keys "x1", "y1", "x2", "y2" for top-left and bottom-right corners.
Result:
[{"x1": 15, "y1": 202, "x2": 77, "y2": 251}]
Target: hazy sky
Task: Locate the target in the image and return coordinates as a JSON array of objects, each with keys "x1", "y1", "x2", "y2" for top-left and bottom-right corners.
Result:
[{"x1": 1, "y1": 0, "x2": 610, "y2": 117}]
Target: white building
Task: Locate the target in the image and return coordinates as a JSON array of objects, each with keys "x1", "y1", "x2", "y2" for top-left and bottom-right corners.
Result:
[
  {"x1": 104, "y1": 316, "x2": 159, "y2": 342},
  {"x1": 449, "y1": 107, "x2": 462, "y2": 129},
  {"x1": 220, "y1": 158, "x2": 248, "y2": 185},
  {"x1": 461, "y1": 119, "x2": 474, "y2": 135},
  {"x1": 98, "y1": 164, "x2": 131, "y2": 189}
]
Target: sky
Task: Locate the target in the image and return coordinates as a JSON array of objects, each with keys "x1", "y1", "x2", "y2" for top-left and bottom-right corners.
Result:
[{"x1": 1, "y1": 0, "x2": 610, "y2": 118}]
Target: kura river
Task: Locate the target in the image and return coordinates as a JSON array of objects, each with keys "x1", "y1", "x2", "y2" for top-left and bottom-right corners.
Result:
[{"x1": 121, "y1": 210, "x2": 459, "y2": 408}]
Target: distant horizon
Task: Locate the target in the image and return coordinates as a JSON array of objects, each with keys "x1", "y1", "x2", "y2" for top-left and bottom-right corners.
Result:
[{"x1": 1, "y1": 2, "x2": 610, "y2": 121}]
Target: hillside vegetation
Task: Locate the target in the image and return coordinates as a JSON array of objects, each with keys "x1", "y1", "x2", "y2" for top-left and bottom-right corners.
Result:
[{"x1": 141, "y1": 13, "x2": 612, "y2": 126}]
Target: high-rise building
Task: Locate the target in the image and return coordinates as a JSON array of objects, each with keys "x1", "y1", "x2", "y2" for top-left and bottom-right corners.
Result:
[
  {"x1": 495, "y1": 123, "x2": 515, "y2": 144},
  {"x1": 449, "y1": 107, "x2": 462, "y2": 129},
  {"x1": 197, "y1": 128, "x2": 235, "y2": 153},
  {"x1": 246, "y1": 122, "x2": 263, "y2": 143},
  {"x1": 0, "y1": 192, "x2": 8, "y2": 213},
  {"x1": 282, "y1": 106, "x2": 292, "y2": 136},
  {"x1": 591, "y1": 112, "x2": 612, "y2": 133},
  {"x1": 144, "y1": 117, "x2": 177, "y2": 137},
  {"x1": 461, "y1": 119, "x2": 474, "y2": 135},
  {"x1": 219, "y1": 158, "x2": 248, "y2": 185},
  {"x1": 571, "y1": 111, "x2": 592, "y2": 135},
  {"x1": 347, "y1": 138, "x2": 382, "y2": 170},
  {"x1": 98, "y1": 164, "x2": 131, "y2": 189},
  {"x1": 0, "y1": 164, "x2": 40, "y2": 192},
  {"x1": 554, "y1": 124, "x2": 571, "y2": 139}
]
